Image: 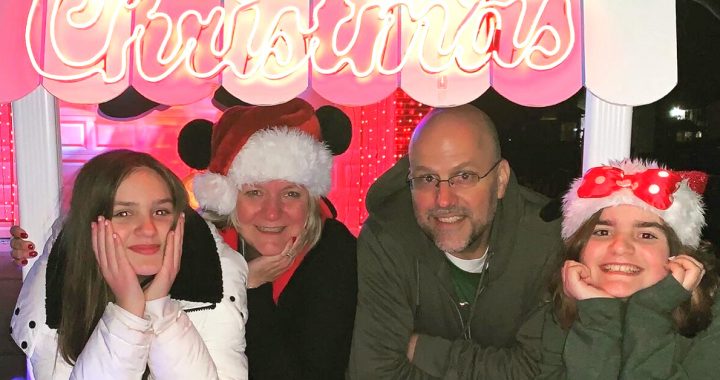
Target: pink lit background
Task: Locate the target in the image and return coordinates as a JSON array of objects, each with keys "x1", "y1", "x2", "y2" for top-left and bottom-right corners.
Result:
[{"x1": 0, "y1": 90, "x2": 431, "y2": 236}]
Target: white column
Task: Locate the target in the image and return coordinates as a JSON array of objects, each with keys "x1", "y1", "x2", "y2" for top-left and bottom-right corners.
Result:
[
  {"x1": 582, "y1": 90, "x2": 633, "y2": 172},
  {"x1": 11, "y1": 87, "x2": 62, "y2": 278}
]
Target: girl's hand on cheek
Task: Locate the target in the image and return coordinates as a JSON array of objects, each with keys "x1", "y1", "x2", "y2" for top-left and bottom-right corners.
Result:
[
  {"x1": 667, "y1": 255, "x2": 705, "y2": 291},
  {"x1": 562, "y1": 260, "x2": 613, "y2": 300},
  {"x1": 92, "y1": 216, "x2": 145, "y2": 317},
  {"x1": 145, "y1": 213, "x2": 185, "y2": 301}
]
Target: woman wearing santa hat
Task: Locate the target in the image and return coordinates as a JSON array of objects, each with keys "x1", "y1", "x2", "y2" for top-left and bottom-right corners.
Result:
[
  {"x1": 528, "y1": 159, "x2": 720, "y2": 379},
  {"x1": 180, "y1": 98, "x2": 357, "y2": 380}
]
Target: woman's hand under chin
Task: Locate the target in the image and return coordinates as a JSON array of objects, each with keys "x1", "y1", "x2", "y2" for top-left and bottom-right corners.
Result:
[
  {"x1": 667, "y1": 254, "x2": 706, "y2": 292},
  {"x1": 562, "y1": 260, "x2": 614, "y2": 300},
  {"x1": 246, "y1": 236, "x2": 297, "y2": 289}
]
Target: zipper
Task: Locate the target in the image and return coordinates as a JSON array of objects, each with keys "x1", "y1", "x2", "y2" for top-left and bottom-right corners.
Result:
[
  {"x1": 453, "y1": 251, "x2": 493, "y2": 342},
  {"x1": 184, "y1": 303, "x2": 217, "y2": 313},
  {"x1": 415, "y1": 250, "x2": 493, "y2": 341},
  {"x1": 431, "y1": 268, "x2": 472, "y2": 341},
  {"x1": 415, "y1": 259, "x2": 468, "y2": 336}
]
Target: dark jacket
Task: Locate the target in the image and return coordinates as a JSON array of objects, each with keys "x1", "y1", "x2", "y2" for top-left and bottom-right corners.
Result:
[
  {"x1": 348, "y1": 157, "x2": 563, "y2": 379},
  {"x1": 534, "y1": 274, "x2": 720, "y2": 380},
  {"x1": 246, "y1": 218, "x2": 357, "y2": 380}
]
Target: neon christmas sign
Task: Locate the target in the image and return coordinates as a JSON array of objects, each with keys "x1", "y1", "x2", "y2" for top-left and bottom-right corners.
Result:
[
  {"x1": 26, "y1": 0, "x2": 575, "y2": 83},
  {"x1": 2, "y1": 0, "x2": 679, "y2": 107}
]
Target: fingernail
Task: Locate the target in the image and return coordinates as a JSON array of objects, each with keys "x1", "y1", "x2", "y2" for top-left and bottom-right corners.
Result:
[
  {"x1": 29, "y1": 251, "x2": 37, "y2": 258},
  {"x1": 112, "y1": 233, "x2": 118, "y2": 239},
  {"x1": 28, "y1": 243, "x2": 35, "y2": 250},
  {"x1": 21, "y1": 259, "x2": 28, "y2": 266},
  {"x1": 20, "y1": 232, "x2": 28, "y2": 239},
  {"x1": 104, "y1": 220, "x2": 109, "y2": 226}
]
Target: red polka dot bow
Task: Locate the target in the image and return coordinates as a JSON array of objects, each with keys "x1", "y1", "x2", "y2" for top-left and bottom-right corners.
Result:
[{"x1": 577, "y1": 166, "x2": 682, "y2": 210}]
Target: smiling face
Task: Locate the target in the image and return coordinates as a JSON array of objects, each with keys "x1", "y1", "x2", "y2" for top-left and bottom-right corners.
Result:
[
  {"x1": 111, "y1": 167, "x2": 176, "y2": 276},
  {"x1": 234, "y1": 180, "x2": 310, "y2": 256},
  {"x1": 580, "y1": 204, "x2": 672, "y2": 298},
  {"x1": 408, "y1": 109, "x2": 509, "y2": 259}
]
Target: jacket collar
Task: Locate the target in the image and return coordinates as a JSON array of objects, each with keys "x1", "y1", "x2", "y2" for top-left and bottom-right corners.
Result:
[
  {"x1": 485, "y1": 173, "x2": 521, "y2": 281},
  {"x1": 45, "y1": 208, "x2": 223, "y2": 329}
]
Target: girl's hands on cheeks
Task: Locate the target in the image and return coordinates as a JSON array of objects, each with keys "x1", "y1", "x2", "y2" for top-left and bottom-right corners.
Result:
[
  {"x1": 144, "y1": 213, "x2": 185, "y2": 301},
  {"x1": 246, "y1": 237, "x2": 297, "y2": 289},
  {"x1": 92, "y1": 216, "x2": 145, "y2": 317},
  {"x1": 562, "y1": 260, "x2": 613, "y2": 300},
  {"x1": 667, "y1": 254, "x2": 705, "y2": 291}
]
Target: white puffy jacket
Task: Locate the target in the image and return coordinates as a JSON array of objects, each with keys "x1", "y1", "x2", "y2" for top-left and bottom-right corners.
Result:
[{"x1": 11, "y1": 218, "x2": 248, "y2": 380}]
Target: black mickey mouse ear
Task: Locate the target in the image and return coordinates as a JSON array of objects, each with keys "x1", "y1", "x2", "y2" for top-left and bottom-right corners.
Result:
[
  {"x1": 98, "y1": 87, "x2": 164, "y2": 120},
  {"x1": 316, "y1": 105, "x2": 352, "y2": 156},
  {"x1": 178, "y1": 119, "x2": 213, "y2": 170},
  {"x1": 212, "y1": 86, "x2": 250, "y2": 111},
  {"x1": 539, "y1": 198, "x2": 562, "y2": 222}
]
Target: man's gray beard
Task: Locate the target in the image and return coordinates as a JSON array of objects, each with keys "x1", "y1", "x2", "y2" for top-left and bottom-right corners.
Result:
[{"x1": 419, "y1": 219, "x2": 485, "y2": 254}]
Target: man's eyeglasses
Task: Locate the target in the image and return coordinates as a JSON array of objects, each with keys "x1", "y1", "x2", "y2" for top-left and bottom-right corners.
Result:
[{"x1": 407, "y1": 159, "x2": 502, "y2": 191}]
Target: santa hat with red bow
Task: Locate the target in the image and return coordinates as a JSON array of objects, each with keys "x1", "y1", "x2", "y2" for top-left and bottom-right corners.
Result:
[
  {"x1": 177, "y1": 98, "x2": 352, "y2": 216},
  {"x1": 562, "y1": 158, "x2": 706, "y2": 248}
]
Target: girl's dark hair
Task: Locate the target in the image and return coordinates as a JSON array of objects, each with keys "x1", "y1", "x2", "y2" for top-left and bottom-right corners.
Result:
[
  {"x1": 57, "y1": 150, "x2": 188, "y2": 364},
  {"x1": 550, "y1": 210, "x2": 719, "y2": 337}
]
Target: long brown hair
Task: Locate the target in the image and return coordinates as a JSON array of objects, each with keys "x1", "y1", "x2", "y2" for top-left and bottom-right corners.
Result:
[
  {"x1": 550, "y1": 210, "x2": 719, "y2": 337},
  {"x1": 58, "y1": 150, "x2": 188, "y2": 364}
]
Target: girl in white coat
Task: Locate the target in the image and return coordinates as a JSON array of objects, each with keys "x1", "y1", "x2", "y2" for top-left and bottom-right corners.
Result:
[{"x1": 11, "y1": 150, "x2": 248, "y2": 379}]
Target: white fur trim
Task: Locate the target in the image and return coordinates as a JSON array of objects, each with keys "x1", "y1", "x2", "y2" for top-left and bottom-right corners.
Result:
[
  {"x1": 562, "y1": 159, "x2": 705, "y2": 248},
  {"x1": 193, "y1": 172, "x2": 238, "y2": 215},
  {"x1": 227, "y1": 127, "x2": 333, "y2": 196}
]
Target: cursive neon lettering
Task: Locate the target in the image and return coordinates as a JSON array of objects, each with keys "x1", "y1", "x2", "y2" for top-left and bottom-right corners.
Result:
[{"x1": 25, "y1": 0, "x2": 576, "y2": 83}]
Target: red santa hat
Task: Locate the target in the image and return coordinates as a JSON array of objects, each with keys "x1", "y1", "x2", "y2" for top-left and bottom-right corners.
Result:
[
  {"x1": 183, "y1": 98, "x2": 351, "y2": 215},
  {"x1": 562, "y1": 158, "x2": 706, "y2": 248}
]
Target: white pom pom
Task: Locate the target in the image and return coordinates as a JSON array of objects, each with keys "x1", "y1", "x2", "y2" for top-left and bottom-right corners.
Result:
[{"x1": 193, "y1": 172, "x2": 237, "y2": 215}]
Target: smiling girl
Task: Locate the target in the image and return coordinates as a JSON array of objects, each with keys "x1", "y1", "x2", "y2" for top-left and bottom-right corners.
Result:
[
  {"x1": 11, "y1": 150, "x2": 248, "y2": 379},
  {"x1": 534, "y1": 159, "x2": 720, "y2": 379}
]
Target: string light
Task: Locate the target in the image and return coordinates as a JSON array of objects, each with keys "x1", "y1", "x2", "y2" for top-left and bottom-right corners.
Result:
[
  {"x1": 324, "y1": 89, "x2": 431, "y2": 235},
  {"x1": 394, "y1": 89, "x2": 431, "y2": 159},
  {"x1": 0, "y1": 103, "x2": 18, "y2": 226}
]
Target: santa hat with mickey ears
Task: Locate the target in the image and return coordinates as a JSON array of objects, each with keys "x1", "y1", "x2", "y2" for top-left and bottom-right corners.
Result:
[
  {"x1": 562, "y1": 158, "x2": 706, "y2": 248},
  {"x1": 178, "y1": 98, "x2": 352, "y2": 216}
]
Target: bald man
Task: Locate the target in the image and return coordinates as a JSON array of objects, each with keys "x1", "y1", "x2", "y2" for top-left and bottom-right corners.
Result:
[{"x1": 348, "y1": 106, "x2": 562, "y2": 379}]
